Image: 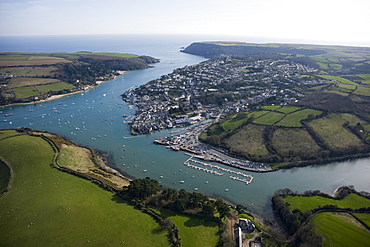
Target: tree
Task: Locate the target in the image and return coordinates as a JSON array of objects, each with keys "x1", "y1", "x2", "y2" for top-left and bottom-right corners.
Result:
[
  {"x1": 216, "y1": 199, "x2": 230, "y2": 220},
  {"x1": 126, "y1": 177, "x2": 161, "y2": 200},
  {"x1": 202, "y1": 201, "x2": 216, "y2": 218}
]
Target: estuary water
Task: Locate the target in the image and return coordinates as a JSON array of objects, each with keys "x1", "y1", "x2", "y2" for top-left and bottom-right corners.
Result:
[{"x1": 1, "y1": 34, "x2": 369, "y2": 216}]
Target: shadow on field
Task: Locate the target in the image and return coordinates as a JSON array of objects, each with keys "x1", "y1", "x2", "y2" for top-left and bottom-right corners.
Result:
[
  {"x1": 111, "y1": 194, "x2": 126, "y2": 204},
  {"x1": 184, "y1": 216, "x2": 218, "y2": 228}
]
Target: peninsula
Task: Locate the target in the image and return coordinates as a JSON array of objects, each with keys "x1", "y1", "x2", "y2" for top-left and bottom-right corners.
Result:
[
  {"x1": 0, "y1": 52, "x2": 159, "y2": 106},
  {"x1": 124, "y1": 42, "x2": 370, "y2": 168}
]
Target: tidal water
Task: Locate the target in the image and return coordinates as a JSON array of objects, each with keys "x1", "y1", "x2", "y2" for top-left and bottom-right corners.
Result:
[{"x1": 1, "y1": 34, "x2": 369, "y2": 216}]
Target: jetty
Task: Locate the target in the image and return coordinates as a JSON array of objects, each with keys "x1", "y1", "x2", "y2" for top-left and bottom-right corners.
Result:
[{"x1": 183, "y1": 153, "x2": 254, "y2": 184}]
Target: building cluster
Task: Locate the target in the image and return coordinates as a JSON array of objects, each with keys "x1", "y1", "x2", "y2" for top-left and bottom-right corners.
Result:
[{"x1": 123, "y1": 57, "x2": 320, "y2": 134}]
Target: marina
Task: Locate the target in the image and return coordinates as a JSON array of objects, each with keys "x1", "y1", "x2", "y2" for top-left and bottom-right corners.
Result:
[{"x1": 183, "y1": 153, "x2": 254, "y2": 184}]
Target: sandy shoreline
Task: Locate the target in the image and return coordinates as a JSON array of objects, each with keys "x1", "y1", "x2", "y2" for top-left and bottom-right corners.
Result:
[{"x1": 1, "y1": 71, "x2": 127, "y2": 108}]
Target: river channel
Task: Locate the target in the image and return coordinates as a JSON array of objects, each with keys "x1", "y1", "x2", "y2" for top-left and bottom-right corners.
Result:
[{"x1": 1, "y1": 35, "x2": 369, "y2": 216}]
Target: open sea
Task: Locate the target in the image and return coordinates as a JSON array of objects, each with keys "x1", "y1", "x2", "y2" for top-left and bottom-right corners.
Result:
[{"x1": 1, "y1": 34, "x2": 370, "y2": 217}]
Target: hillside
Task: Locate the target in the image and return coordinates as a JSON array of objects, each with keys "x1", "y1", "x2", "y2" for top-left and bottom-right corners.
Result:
[
  {"x1": 0, "y1": 52, "x2": 159, "y2": 105},
  {"x1": 272, "y1": 187, "x2": 370, "y2": 246},
  {"x1": 0, "y1": 129, "x2": 170, "y2": 246},
  {"x1": 182, "y1": 42, "x2": 370, "y2": 76},
  {"x1": 0, "y1": 129, "x2": 225, "y2": 247},
  {"x1": 200, "y1": 97, "x2": 370, "y2": 167},
  {"x1": 180, "y1": 42, "x2": 370, "y2": 167}
]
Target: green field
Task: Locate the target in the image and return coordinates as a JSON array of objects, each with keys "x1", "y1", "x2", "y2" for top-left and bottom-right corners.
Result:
[
  {"x1": 0, "y1": 66, "x2": 57, "y2": 77},
  {"x1": 308, "y1": 113, "x2": 364, "y2": 150},
  {"x1": 271, "y1": 128, "x2": 321, "y2": 157},
  {"x1": 312, "y1": 212, "x2": 370, "y2": 247},
  {"x1": 223, "y1": 124, "x2": 269, "y2": 156},
  {"x1": 253, "y1": 111, "x2": 285, "y2": 125},
  {"x1": 262, "y1": 105, "x2": 281, "y2": 111},
  {"x1": 275, "y1": 106, "x2": 300, "y2": 114},
  {"x1": 0, "y1": 56, "x2": 30, "y2": 61},
  {"x1": 353, "y1": 86, "x2": 370, "y2": 97},
  {"x1": 276, "y1": 109, "x2": 322, "y2": 127},
  {"x1": 0, "y1": 131, "x2": 169, "y2": 247},
  {"x1": 221, "y1": 114, "x2": 249, "y2": 132},
  {"x1": 354, "y1": 213, "x2": 370, "y2": 227},
  {"x1": 357, "y1": 74, "x2": 370, "y2": 85},
  {"x1": 8, "y1": 78, "x2": 62, "y2": 88},
  {"x1": 37, "y1": 82, "x2": 75, "y2": 93},
  {"x1": 284, "y1": 193, "x2": 370, "y2": 212},
  {"x1": 317, "y1": 75, "x2": 357, "y2": 85},
  {"x1": 157, "y1": 209, "x2": 219, "y2": 247},
  {"x1": 13, "y1": 86, "x2": 40, "y2": 98},
  {"x1": 4, "y1": 52, "x2": 139, "y2": 60}
]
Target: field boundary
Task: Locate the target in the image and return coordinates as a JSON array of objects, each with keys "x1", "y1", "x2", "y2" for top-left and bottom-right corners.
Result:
[{"x1": 0, "y1": 156, "x2": 13, "y2": 199}]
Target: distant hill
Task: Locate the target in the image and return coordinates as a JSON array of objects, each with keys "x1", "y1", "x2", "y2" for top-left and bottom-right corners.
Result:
[
  {"x1": 182, "y1": 42, "x2": 370, "y2": 75},
  {"x1": 0, "y1": 52, "x2": 159, "y2": 105}
]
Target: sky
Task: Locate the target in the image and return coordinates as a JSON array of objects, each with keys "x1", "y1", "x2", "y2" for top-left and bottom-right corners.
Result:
[{"x1": 1, "y1": 0, "x2": 370, "y2": 46}]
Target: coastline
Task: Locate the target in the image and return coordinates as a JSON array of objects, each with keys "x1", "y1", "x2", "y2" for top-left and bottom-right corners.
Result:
[{"x1": 1, "y1": 71, "x2": 127, "y2": 108}]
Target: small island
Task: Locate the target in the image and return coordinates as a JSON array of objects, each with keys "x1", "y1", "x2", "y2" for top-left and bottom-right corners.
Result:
[{"x1": 0, "y1": 52, "x2": 159, "y2": 106}]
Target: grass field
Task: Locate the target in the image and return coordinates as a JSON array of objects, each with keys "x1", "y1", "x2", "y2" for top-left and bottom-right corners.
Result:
[
  {"x1": 353, "y1": 213, "x2": 370, "y2": 227},
  {"x1": 271, "y1": 128, "x2": 321, "y2": 157},
  {"x1": 262, "y1": 105, "x2": 281, "y2": 111},
  {"x1": 223, "y1": 124, "x2": 269, "y2": 156},
  {"x1": 13, "y1": 86, "x2": 40, "y2": 98},
  {"x1": 308, "y1": 113, "x2": 364, "y2": 150},
  {"x1": 353, "y1": 86, "x2": 370, "y2": 97},
  {"x1": 3, "y1": 52, "x2": 139, "y2": 60},
  {"x1": 157, "y1": 208, "x2": 219, "y2": 247},
  {"x1": 0, "y1": 131, "x2": 169, "y2": 247},
  {"x1": 312, "y1": 212, "x2": 370, "y2": 247},
  {"x1": 221, "y1": 115, "x2": 249, "y2": 132},
  {"x1": 317, "y1": 75, "x2": 358, "y2": 85},
  {"x1": 253, "y1": 111, "x2": 285, "y2": 125},
  {"x1": 283, "y1": 193, "x2": 370, "y2": 212},
  {"x1": 8, "y1": 78, "x2": 62, "y2": 88},
  {"x1": 357, "y1": 74, "x2": 370, "y2": 85},
  {"x1": 0, "y1": 55, "x2": 30, "y2": 61},
  {"x1": 275, "y1": 106, "x2": 300, "y2": 114},
  {"x1": 0, "y1": 66, "x2": 57, "y2": 77},
  {"x1": 275, "y1": 109, "x2": 322, "y2": 127},
  {"x1": 37, "y1": 82, "x2": 75, "y2": 94}
]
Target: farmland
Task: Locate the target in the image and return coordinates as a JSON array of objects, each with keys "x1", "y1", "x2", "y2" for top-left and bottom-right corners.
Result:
[
  {"x1": 276, "y1": 108, "x2": 322, "y2": 127},
  {"x1": 0, "y1": 52, "x2": 158, "y2": 105},
  {"x1": 37, "y1": 82, "x2": 76, "y2": 94},
  {"x1": 308, "y1": 113, "x2": 365, "y2": 150},
  {"x1": 272, "y1": 188, "x2": 370, "y2": 246},
  {"x1": 312, "y1": 212, "x2": 370, "y2": 247},
  {"x1": 0, "y1": 66, "x2": 57, "y2": 77},
  {"x1": 202, "y1": 102, "x2": 370, "y2": 165},
  {"x1": 223, "y1": 124, "x2": 270, "y2": 157},
  {"x1": 283, "y1": 193, "x2": 370, "y2": 212},
  {"x1": 271, "y1": 128, "x2": 321, "y2": 158},
  {"x1": 7, "y1": 78, "x2": 62, "y2": 88},
  {"x1": 156, "y1": 208, "x2": 219, "y2": 247},
  {"x1": 0, "y1": 130, "x2": 169, "y2": 247}
]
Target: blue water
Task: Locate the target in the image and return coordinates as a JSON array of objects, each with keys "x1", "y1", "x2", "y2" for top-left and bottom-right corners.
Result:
[{"x1": 1, "y1": 34, "x2": 370, "y2": 217}]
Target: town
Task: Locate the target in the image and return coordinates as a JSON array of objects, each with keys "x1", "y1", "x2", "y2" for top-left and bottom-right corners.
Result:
[{"x1": 123, "y1": 56, "x2": 320, "y2": 135}]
